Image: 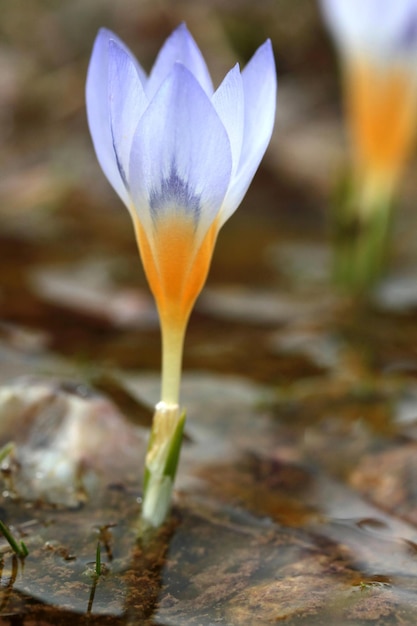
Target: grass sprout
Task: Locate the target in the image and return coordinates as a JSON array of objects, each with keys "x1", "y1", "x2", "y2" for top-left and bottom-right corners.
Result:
[
  {"x1": 0, "y1": 442, "x2": 15, "y2": 465},
  {"x1": 0, "y1": 520, "x2": 29, "y2": 559},
  {"x1": 95, "y1": 541, "x2": 101, "y2": 577}
]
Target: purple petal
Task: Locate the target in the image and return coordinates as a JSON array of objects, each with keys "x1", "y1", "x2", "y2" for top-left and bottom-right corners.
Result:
[
  {"x1": 108, "y1": 40, "x2": 148, "y2": 193},
  {"x1": 212, "y1": 64, "x2": 244, "y2": 177},
  {"x1": 129, "y1": 63, "x2": 232, "y2": 241},
  {"x1": 146, "y1": 24, "x2": 213, "y2": 100},
  {"x1": 86, "y1": 28, "x2": 147, "y2": 206},
  {"x1": 220, "y1": 40, "x2": 277, "y2": 226}
]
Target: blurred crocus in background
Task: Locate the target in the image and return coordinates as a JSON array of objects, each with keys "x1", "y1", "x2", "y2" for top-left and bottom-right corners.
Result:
[
  {"x1": 86, "y1": 24, "x2": 276, "y2": 528},
  {"x1": 319, "y1": 0, "x2": 417, "y2": 292}
]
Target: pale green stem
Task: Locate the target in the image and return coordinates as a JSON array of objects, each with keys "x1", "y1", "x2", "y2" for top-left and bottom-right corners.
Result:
[
  {"x1": 160, "y1": 320, "x2": 186, "y2": 406},
  {"x1": 332, "y1": 174, "x2": 394, "y2": 295},
  {"x1": 140, "y1": 317, "x2": 187, "y2": 530}
]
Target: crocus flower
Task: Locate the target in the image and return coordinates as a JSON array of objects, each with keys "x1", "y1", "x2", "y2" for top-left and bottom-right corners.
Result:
[
  {"x1": 320, "y1": 0, "x2": 417, "y2": 207},
  {"x1": 86, "y1": 24, "x2": 276, "y2": 527}
]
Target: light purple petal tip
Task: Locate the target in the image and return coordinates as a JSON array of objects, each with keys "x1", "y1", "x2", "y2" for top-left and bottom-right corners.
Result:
[
  {"x1": 212, "y1": 64, "x2": 244, "y2": 178},
  {"x1": 101, "y1": 27, "x2": 148, "y2": 85},
  {"x1": 220, "y1": 39, "x2": 277, "y2": 226},
  {"x1": 108, "y1": 40, "x2": 148, "y2": 193},
  {"x1": 86, "y1": 28, "x2": 147, "y2": 206},
  {"x1": 146, "y1": 23, "x2": 213, "y2": 100}
]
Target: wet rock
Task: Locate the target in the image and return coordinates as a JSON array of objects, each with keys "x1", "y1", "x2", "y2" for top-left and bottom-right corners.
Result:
[
  {"x1": 374, "y1": 272, "x2": 417, "y2": 312},
  {"x1": 266, "y1": 240, "x2": 331, "y2": 285},
  {"x1": 349, "y1": 443, "x2": 417, "y2": 526},
  {"x1": 0, "y1": 377, "x2": 146, "y2": 506},
  {"x1": 269, "y1": 327, "x2": 342, "y2": 369},
  {"x1": 30, "y1": 260, "x2": 156, "y2": 328},
  {"x1": 198, "y1": 285, "x2": 337, "y2": 326},
  {"x1": 154, "y1": 507, "x2": 356, "y2": 626},
  {"x1": 346, "y1": 585, "x2": 397, "y2": 622}
]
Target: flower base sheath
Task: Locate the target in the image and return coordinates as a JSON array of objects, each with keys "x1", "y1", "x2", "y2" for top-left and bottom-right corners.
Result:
[{"x1": 86, "y1": 23, "x2": 277, "y2": 528}]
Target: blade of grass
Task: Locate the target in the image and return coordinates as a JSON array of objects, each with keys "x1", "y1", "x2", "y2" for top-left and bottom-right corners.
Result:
[
  {"x1": 0, "y1": 520, "x2": 29, "y2": 558},
  {"x1": 95, "y1": 541, "x2": 101, "y2": 577},
  {"x1": 0, "y1": 442, "x2": 15, "y2": 464}
]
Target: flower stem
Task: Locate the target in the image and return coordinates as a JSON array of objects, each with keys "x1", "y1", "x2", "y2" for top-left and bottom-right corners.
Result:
[
  {"x1": 332, "y1": 176, "x2": 393, "y2": 295},
  {"x1": 160, "y1": 321, "x2": 186, "y2": 406},
  {"x1": 141, "y1": 319, "x2": 187, "y2": 529}
]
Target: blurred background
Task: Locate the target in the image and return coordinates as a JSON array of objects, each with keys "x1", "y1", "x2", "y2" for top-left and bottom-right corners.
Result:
[
  {"x1": 0, "y1": 0, "x2": 336, "y2": 369},
  {"x1": 2, "y1": 0, "x2": 417, "y2": 376}
]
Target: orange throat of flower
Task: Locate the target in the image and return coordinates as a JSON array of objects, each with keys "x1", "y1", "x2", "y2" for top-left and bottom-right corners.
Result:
[
  {"x1": 133, "y1": 212, "x2": 219, "y2": 331},
  {"x1": 344, "y1": 58, "x2": 417, "y2": 200}
]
